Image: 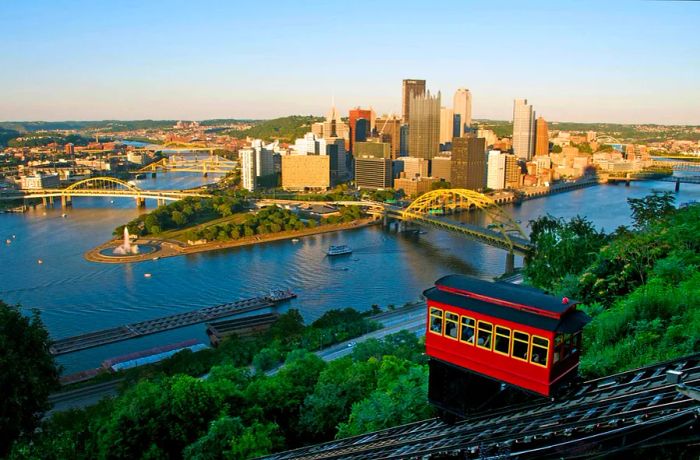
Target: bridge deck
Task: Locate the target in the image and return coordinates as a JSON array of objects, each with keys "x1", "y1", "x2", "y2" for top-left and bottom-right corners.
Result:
[
  {"x1": 386, "y1": 206, "x2": 532, "y2": 254},
  {"x1": 49, "y1": 291, "x2": 295, "y2": 355}
]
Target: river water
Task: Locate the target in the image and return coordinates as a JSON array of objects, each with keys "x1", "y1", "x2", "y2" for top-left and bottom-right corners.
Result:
[{"x1": 1, "y1": 172, "x2": 699, "y2": 374}]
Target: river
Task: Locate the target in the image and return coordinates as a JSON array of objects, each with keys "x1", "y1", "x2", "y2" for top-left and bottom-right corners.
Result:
[{"x1": 1, "y1": 173, "x2": 699, "y2": 374}]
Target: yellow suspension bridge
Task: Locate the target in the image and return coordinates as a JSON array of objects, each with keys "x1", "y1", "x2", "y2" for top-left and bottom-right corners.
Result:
[{"x1": 0, "y1": 177, "x2": 212, "y2": 208}]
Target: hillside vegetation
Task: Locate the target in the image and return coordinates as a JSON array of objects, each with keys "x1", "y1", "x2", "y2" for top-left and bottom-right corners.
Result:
[
  {"x1": 524, "y1": 192, "x2": 700, "y2": 376},
  {"x1": 225, "y1": 115, "x2": 323, "y2": 142}
]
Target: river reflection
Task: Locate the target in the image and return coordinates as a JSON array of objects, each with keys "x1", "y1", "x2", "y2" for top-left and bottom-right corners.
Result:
[{"x1": 1, "y1": 173, "x2": 699, "y2": 374}]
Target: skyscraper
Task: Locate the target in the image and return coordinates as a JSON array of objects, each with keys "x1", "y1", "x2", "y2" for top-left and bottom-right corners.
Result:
[
  {"x1": 453, "y1": 88, "x2": 472, "y2": 136},
  {"x1": 408, "y1": 90, "x2": 440, "y2": 160},
  {"x1": 504, "y1": 154, "x2": 521, "y2": 188},
  {"x1": 349, "y1": 107, "x2": 373, "y2": 152},
  {"x1": 439, "y1": 107, "x2": 454, "y2": 145},
  {"x1": 402, "y1": 79, "x2": 426, "y2": 123},
  {"x1": 323, "y1": 105, "x2": 349, "y2": 140},
  {"x1": 486, "y1": 150, "x2": 506, "y2": 190},
  {"x1": 374, "y1": 115, "x2": 402, "y2": 159},
  {"x1": 354, "y1": 141, "x2": 392, "y2": 190},
  {"x1": 535, "y1": 116, "x2": 549, "y2": 156},
  {"x1": 512, "y1": 99, "x2": 535, "y2": 161},
  {"x1": 240, "y1": 148, "x2": 256, "y2": 191},
  {"x1": 451, "y1": 136, "x2": 486, "y2": 190}
]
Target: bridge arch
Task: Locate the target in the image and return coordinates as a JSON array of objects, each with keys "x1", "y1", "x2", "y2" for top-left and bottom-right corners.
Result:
[
  {"x1": 65, "y1": 177, "x2": 142, "y2": 193},
  {"x1": 401, "y1": 189, "x2": 527, "y2": 252}
]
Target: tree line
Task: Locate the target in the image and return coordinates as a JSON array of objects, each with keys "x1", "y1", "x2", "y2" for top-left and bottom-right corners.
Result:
[{"x1": 1, "y1": 300, "x2": 433, "y2": 459}]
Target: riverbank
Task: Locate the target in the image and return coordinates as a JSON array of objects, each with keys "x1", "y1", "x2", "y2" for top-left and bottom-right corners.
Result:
[
  {"x1": 85, "y1": 217, "x2": 379, "y2": 264},
  {"x1": 520, "y1": 177, "x2": 602, "y2": 200}
]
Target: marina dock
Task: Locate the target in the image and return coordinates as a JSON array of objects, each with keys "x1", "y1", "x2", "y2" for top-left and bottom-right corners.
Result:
[{"x1": 49, "y1": 290, "x2": 295, "y2": 356}]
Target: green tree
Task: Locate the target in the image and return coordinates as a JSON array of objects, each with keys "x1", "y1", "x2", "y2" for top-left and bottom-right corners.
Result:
[
  {"x1": 245, "y1": 351, "x2": 325, "y2": 444},
  {"x1": 252, "y1": 347, "x2": 281, "y2": 372},
  {"x1": 524, "y1": 215, "x2": 607, "y2": 292},
  {"x1": 431, "y1": 180, "x2": 451, "y2": 190},
  {"x1": 336, "y1": 357, "x2": 432, "y2": 438},
  {"x1": 172, "y1": 210, "x2": 187, "y2": 227},
  {"x1": 0, "y1": 301, "x2": 60, "y2": 456},
  {"x1": 627, "y1": 191, "x2": 675, "y2": 229},
  {"x1": 183, "y1": 416, "x2": 281, "y2": 460},
  {"x1": 97, "y1": 376, "x2": 228, "y2": 459},
  {"x1": 299, "y1": 358, "x2": 380, "y2": 440},
  {"x1": 551, "y1": 144, "x2": 562, "y2": 153}
]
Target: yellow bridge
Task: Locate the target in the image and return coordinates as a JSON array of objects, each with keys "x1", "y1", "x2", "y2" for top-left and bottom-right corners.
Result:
[
  {"x1": 136, "y1": 154, "x2": 237, "y2": 176},
  {"x1": 0, "y1": 177, "x2": 212, "y2": 208},
  {"x1": 261, "y1": 189, "x2": 532, "y2": 267},
  {"x1": 384, "y1": 189, "x2": 531, "y2": 255}
]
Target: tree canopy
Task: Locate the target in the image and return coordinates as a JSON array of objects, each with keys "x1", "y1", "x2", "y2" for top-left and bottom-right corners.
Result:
[{"x1": 0, "y1": 301, "x2": 60, "y2": 456}]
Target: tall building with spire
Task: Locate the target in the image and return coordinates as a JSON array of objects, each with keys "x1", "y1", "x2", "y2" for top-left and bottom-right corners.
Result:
[
  {"x1": 323, "y1": 105, "x2": 348, "y2": 139},
  {"x1": 408, "y1": 90, "x2": 441, "y2": 160},
  {"x1": 453, "y1": 88, "x2": 472, "y2": 135},
  {"x1": 535, "y1": 116, "x2": 549, "y2": 156},
  {"x1": 402, "y1": 79, "x2": 426, "y2": 123},
  {"x1": 512, "y1": 99, "x2": 535, "y2": 161}
]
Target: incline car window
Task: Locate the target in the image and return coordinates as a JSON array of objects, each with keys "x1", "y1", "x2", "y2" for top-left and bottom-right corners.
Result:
[
  {"x1": 494, "y1": 326, "x2": 511, "y2": 355},
  {"x1": 531, "y1": 335, "x2": 550, "y2": 367},
  {"x1": 460, "y1": 316, "x2": 475, "y2": 344},
  {"x1": 512, "y1": 331, "x2": 530, "y2": 361},
  {"x1": 429, "y1": 307, "x2": 443, "y2": 335},
  {"x1": 445, "y1": 312, "x2": 459, "y2": 339},
  {"x1": 477, "y1": 321, "x2": 493, "y2": 350}
]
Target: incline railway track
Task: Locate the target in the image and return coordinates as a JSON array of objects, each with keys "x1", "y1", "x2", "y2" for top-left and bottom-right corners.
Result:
[{"x1": 265, "y1": 354, "x2": 700, "y2": 459}]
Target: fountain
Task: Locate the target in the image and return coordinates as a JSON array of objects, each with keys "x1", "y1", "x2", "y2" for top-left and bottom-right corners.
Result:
[{"x1": 113, "y1": 227, "x2": 140, "y2": 255}]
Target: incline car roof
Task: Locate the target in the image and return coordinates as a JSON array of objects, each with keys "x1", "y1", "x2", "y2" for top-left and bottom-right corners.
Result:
[
  {"x1": 436, "y1": 274, "x2": 577, "y2": 315},
  {"x1": 424, "y1": 275, "x2": 590, "y2": 333}
]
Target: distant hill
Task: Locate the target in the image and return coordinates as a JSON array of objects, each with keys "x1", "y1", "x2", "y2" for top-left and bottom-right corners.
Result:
[
  {"x1": 0, "y1": 128, "x2": 21, "y2": 147},
  {"x1": 0, "y1": 120, "x2": 177, "y2": 133},
  {"x1": 0, "y1": 119, "x2": 259, "y2": 133},
  {"x1": 224, "y1": 115, "x2": 323, "y2": 142},
  {"x1": 474, "y1": 119, "x2": 700, "y2": 142}
]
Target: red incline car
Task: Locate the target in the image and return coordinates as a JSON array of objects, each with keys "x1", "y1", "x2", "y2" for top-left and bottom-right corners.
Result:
[{"x1": 424, "y1": 275, "x2": 591, "y2": 418}]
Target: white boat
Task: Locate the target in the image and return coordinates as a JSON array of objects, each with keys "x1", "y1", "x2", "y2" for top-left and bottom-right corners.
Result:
[
  {"x1": 291, "y1": 238, "x2": 300, "y2": 243},
  {"x1": 327, "y1": 245, "x2": 352, "y2": 256},
  {"x1": 37, "y1": 259, "x2": 43, "y2": 264},
  {"x1": 152, "y1": 257, "x2": 160, "y2": 261},
  {"x1": 144, "y1": 273, "x2": 152, "y2": 278},
  {"x1": 5, "y1": 239, "x2": 10, "y2": 244},
  {"x1": 61, "y1": 213, "x2": 67, "y2": 218}
]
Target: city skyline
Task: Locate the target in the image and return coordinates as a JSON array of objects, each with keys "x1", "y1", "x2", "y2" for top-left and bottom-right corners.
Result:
[{"x1": 1, "y1": 1, "x2": 699, "y2": 124}]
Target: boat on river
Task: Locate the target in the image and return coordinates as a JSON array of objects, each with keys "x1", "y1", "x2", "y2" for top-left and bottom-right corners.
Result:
[{"x1": 327, "y1": 245, "x2": 352, "y2": 256}]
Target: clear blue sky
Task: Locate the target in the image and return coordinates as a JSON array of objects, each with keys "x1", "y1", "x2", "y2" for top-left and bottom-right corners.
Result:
[{"x1": 1, "y1": 0, "x2": 698, "y2": 124}]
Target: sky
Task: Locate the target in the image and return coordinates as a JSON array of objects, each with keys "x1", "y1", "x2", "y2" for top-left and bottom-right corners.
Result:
[{"x1": 1, "y1": 0, "x2": 699, "y2": 124}]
